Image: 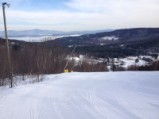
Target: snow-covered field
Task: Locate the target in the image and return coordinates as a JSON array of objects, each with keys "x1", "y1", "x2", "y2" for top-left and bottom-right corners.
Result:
[
  {"x1": 120, "y1": 57, "x2": 147, "y2": 68},
  {"x1": 100, "y1": 36, "x2": 119, "y2": 41},
  {"x1": 0, "y1": 72, "x2": 159, "y2": 119},
  {"x1": 68, "y1": 55, "x2": 159, "y2": 70}
]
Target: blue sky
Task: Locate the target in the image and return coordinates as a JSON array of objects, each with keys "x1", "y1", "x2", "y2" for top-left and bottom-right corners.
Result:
[
  {"x1": 0, "y1": 0, "x2": 159, "y2": 31},
  {"x1": 7, "y1": 0, "x2": 69, "y2": 11}
]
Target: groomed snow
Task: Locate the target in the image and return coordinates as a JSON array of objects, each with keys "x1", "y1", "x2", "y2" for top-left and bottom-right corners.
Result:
[{"x1": 0, "y1": 72, "x2": 159, "y2": 119}]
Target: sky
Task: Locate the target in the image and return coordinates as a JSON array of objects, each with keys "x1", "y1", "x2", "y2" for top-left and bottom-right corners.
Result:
[{"x1": 0, "y1": 0, "x2": 159, "y2": 31}]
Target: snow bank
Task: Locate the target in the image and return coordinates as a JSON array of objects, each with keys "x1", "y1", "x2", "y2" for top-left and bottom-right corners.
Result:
[{"x1": 0, "y1": 72, "x2": 159, "y2": 119}]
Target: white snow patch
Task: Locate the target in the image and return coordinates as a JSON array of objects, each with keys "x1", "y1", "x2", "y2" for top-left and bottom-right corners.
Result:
[{"x1": 100, "y1": 36, "x2": 119, "y2": 41}]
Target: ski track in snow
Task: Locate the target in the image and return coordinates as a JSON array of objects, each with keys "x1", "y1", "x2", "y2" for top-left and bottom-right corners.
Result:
[{"x1": 0, "y1": 72, "x2": 159, "y2": 119}]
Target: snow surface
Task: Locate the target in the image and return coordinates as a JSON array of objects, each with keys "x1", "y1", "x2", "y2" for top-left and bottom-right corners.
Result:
[{"x1": 0, "y1": 72, "x2": 159, "y2": 119}]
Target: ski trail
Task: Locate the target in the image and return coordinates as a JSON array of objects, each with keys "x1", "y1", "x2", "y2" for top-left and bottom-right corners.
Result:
[
  {"x1": 114, "y1": 77, "x2": 159, "y2": 119},
  {"x1": 81, "y1": 81, "x2": 142, "y2": 119},
  {"x1": 0, "y1": 72, "x2": 159, "y2": 119}
]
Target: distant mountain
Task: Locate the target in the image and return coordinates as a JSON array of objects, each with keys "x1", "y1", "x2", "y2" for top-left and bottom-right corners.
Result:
[
  {"x1": 0, "y1": 29, "x2": 65, "y2": 37},
  {"x1": 44, "y1": 28, "x2": 159, "y2": 57},
  {"x1": 49, "y1": 28, "x2": 159, "y2": 46},
  {"x1": 1, "y1": 28, "x2": 159, "y2": 58},
  {"x1": 0, "y1": 29, "x2": 112, "y2": 37}
]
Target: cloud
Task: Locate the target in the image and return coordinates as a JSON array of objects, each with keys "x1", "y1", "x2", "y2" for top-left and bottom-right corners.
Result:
[
  {"x1": 0, "y1": 10, "x2": 113, "y2": 30},
  {"x1": 66, "y1": 0, "x2": 159, "y2": 12},
  {"x1": 0, "y1": 0, "x2": 159, "y2": 31}
]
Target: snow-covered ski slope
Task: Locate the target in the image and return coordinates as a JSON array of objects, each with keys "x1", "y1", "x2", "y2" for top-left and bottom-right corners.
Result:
[{"x1": 0, "y1": 72, "x2": 159, "y2": 119}]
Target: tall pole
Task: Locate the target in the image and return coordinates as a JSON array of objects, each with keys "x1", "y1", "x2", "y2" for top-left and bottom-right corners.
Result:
[{"x1": 2, "y1": 2, "x2": 13, "y2": 88}]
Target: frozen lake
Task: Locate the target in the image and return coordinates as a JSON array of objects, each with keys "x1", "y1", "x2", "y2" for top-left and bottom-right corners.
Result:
[{"x1": 8, "y1": 34, "x2": 81, "y2": 42}]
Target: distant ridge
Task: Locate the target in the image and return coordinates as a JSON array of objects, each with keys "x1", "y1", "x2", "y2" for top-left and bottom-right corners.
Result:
[
  {"x1": 0, "y1": 28, "x2": 159, "y2": 57},
  {"x1": 0, "y1": 29, "x2": 112, "y2": 37},
  {"x1": 49, "y1": 28, "x2": 159, "y2": 46}
]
